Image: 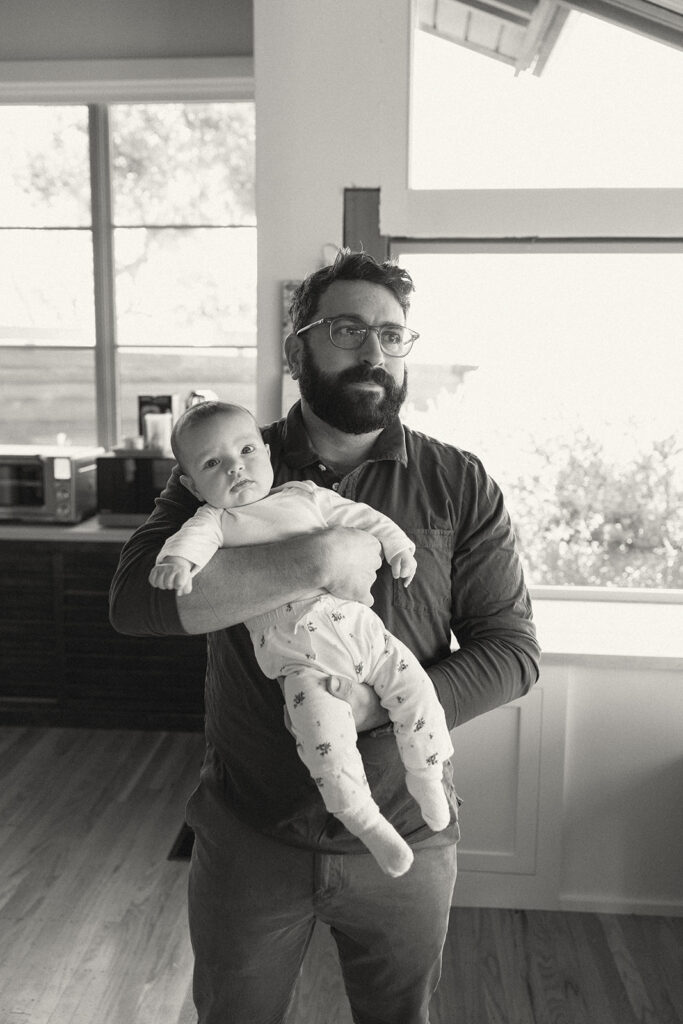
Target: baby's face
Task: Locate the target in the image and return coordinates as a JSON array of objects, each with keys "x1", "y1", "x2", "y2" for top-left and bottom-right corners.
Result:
[{"x1": 181, "y1": 410, "x2": 274, "y2": 509}]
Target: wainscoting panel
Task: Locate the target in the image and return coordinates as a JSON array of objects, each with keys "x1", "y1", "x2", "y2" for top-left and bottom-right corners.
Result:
[{"x1": 452, "y1": 669, "x2": 570, "y2": 910}]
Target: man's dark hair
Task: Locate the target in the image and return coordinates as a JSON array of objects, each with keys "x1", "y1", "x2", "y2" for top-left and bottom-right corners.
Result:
[{"x1": 288, "y1": 248, "x2": 416, "y2": 334}]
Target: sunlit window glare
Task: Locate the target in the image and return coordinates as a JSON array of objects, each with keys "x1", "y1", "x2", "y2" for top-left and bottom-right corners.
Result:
[
  {"x1": 397, "y1": 248, "x2": 683, "y2": 589},
  {"x1": 411, "y1": 13, "x2": 683, "y2": 189}
]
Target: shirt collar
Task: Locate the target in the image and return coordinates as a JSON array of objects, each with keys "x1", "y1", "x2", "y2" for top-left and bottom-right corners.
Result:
[{"x1": 281, "y1": 401, "x2": 408, "y2": 471}]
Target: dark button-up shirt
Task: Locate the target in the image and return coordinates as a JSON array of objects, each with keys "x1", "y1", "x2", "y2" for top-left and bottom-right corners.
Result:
[{"x1": 110, "y1": 402, "x2": 540, "y2": 851}]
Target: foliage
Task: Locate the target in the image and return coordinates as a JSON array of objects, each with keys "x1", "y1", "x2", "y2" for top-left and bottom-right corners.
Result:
[
  {"x1": 11, "y1": 102, "x2": 256, "y2": 342},
  {"x1": 508, "y1": 430, "x2": 683, "y2": 588},
  {"x1": 20, "y1": 103, "x2": 255, "y2": 224},
  {"x1": 110, "y1": 103, "x2": 254, "y2": 224}
]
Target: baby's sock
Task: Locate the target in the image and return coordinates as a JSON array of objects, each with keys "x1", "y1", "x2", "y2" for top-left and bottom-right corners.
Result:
[
  {"x1": 338, "y1": 805, "x2": 414, "y2": 878},
  {"x1": 406, "y1": 773, "x2": 451, "y2": 832}
]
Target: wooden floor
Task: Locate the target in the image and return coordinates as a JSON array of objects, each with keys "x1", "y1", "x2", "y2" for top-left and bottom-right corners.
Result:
[{"x1": 1, "y1": 727, "x2": 682, "y2": 1024}]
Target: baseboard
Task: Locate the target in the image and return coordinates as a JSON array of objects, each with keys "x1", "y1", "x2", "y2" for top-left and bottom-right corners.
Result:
[
  {"x1": 453, "y1": 873, "x2": 683, "y2": 917},
  {"x1": 559, "y1": 893, "x2": 683, "y2": 918}
]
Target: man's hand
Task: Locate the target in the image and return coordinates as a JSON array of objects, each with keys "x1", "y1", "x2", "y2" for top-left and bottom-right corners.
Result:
[
  {"x1": 279, "y1": 675, "x2": 389, "y2": 734},
  {"x1": 320, "y1": 527, "x2": 383, "y2": 606},
  {"x1": 148, "y1": 557, "x2": 194, "y2": 596},
  {"x1": 326, "y1": 676, "x2": 389, "y2": 733}
]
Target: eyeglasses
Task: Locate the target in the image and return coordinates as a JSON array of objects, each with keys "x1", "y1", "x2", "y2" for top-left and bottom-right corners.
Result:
[{"x1": 296, "y1": 316, "x2": 418, "y2": 357}]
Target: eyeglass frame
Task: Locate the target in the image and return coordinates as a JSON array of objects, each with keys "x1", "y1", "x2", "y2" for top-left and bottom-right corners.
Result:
[{"x1": 295, "y1": 316, "x2": 419, "y2": 357}]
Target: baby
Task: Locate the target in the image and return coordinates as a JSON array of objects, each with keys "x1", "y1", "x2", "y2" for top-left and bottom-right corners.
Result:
[{"x1": 149, "y1": 401, "x2": 454, "y2": 877}]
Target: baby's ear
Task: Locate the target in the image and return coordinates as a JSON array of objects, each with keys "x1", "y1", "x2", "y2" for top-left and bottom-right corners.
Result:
[{"x1": 180, "y1": 473, "x2": 202, "y2": 500}]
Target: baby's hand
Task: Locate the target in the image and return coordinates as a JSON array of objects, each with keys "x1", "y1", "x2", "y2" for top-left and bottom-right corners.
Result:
[
  {"x1": 390, "y1": 549, "x2": 417, "y2": 587},
  {"x1": 148, "y1": 558, "x2": 194, "y2": 596}
]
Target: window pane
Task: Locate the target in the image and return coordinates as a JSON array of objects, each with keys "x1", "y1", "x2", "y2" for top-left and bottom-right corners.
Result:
[
  {"x1": 0, "y1": 230, "x2": 96, "y2": 346},
  {"x1": 111, "y1": 102, "x2": 255, "y2": 225},
  {"x1": 0, "y1": 98, "x2": 256, "y2": 453},
  {"x1": 396, "y1": 249, "x2": 683, "y2": 589},
  {"x1": 114, "y1": 226, "x2": 256, "y2": 348},
  {"x1": 0, "y1": 348, "x2": 97, "y2": 445},
  {"x1": 411, "y1": 14, "x2": 683, "y2": 189},
  {"x1": 118, "y1": 349, "x2": 256, "y2": 441},
  {"x1": 0, "y1": 106, "x2": 90, "y2": 227}
]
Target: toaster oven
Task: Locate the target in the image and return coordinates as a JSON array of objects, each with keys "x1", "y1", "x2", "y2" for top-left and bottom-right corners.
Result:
[{"x1": 0, "y1": 445, "x2": 103, "y2": 523}]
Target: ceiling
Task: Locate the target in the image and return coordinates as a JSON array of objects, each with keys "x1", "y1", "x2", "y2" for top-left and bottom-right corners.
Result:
[{"x1": 417, "y1": 0, "x2": 683, "y2": 75}]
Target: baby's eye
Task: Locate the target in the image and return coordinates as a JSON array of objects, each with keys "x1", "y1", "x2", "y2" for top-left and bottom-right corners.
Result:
[
  {"x1": 241, "y1": 444, "x2": 256, "y2": 455},
  {"x1": 203, "y1": 457, "x2": 219, "y2": 469}
]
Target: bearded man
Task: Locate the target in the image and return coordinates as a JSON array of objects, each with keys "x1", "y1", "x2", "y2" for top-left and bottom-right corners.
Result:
[{"x1": 110, "y1": 249, "x2": 540, "y2": 1024}]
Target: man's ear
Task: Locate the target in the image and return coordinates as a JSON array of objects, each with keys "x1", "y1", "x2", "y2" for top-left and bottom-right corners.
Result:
[
  {"x1": 283, "y1": 332, "x2": 303, "y2": 381},
  {"x1": 180, "y1": 473, "x2": 202, "y2": 500}
]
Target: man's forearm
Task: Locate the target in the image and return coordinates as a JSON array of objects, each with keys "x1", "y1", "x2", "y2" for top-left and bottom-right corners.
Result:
[
  {"x1": 427, "y1": 633, "x2": 541, "y2": 731},
  {"x1": 176, "y1": 533, "x2": 330, "y2": 634},
  {"x1": 110, "y1": 523, "x2": 382, "y2": 639}
]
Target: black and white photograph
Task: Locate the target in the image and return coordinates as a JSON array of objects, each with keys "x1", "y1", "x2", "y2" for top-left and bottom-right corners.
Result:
[{"x1": 0, "y1": 1, "x2": 681, "y2": 1022}]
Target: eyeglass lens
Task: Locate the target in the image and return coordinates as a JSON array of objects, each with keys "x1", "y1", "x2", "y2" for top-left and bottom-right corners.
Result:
[{"x1": 330, "y1": 318, "x2": 413, "y2": 354}]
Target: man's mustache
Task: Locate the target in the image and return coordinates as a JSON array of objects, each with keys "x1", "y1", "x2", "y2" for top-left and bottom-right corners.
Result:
[{"x1": 337, "y1": 366, "x2": 396, "y2": 388}]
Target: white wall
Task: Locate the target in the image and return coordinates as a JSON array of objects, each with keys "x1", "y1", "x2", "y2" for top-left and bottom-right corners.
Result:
[
  {"x1": 253, "y1": 0, "x2": 411, "y2": 422},
  {"x1": 560, "y1": 661, "x2": 683, "y2": 911},
  {"x1": 452, "y1": 653, "x2": 683, "y2": 916}
]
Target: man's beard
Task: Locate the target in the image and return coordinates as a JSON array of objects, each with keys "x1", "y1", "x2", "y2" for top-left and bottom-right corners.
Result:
[{"x1": 297, "y1": 346, "x2": 408, "y2": 435}]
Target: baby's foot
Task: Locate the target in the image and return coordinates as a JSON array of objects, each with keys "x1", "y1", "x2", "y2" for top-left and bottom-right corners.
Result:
[
  {"x1": 338, "y1": 807, "x2": 414, "y2": 878},
  {"x1": 359, "y1": 817, "x2": 414, "y2": 878},
  {"x1": 406, "y1": 773, "x2": 451, "y2": 832}
]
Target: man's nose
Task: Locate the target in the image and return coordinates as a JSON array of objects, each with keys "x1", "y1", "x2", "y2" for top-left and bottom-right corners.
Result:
[{"x1": 360, "y1": 327, "x2": 385, "y2": 365}]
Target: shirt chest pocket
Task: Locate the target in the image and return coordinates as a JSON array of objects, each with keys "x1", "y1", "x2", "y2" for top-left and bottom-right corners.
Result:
[{"x1": 392, "y1": 528, "x2": 454, "y2": 614}]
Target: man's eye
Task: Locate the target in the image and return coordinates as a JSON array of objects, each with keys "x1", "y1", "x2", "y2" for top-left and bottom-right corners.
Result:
[{"x1": 339, "y1": 324, "x2": 365, "y2": 337}]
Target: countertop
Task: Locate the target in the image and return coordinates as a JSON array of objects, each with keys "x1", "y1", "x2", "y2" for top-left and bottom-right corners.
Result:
[{"x1": 0, "y1": 516, "x2": 133, "y2": 544}]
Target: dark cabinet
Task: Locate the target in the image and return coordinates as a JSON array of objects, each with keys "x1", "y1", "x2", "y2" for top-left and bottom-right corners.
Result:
[
  {"x1": 1, "y1": 545, "x2": 60, "y2": 702},
  {"x1": 1, "y1": 538, "x2": 205, "y2": 730}
]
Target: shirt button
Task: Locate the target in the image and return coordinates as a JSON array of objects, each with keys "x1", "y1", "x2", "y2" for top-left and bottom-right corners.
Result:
[
  {"x1": 332, "y1": 482, "x2": 339, "y2": 491},
  {"x1": 318, "y1": 463, "x2": 326, "y2": 471}
]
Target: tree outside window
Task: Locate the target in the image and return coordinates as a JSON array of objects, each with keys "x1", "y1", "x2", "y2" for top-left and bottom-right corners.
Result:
[{"x1": 0, "y1": 101, "x2": 256, "y2": 447}]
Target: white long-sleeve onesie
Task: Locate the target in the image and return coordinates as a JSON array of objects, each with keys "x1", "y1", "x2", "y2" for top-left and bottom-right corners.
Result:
[{"x1": 156, "y1": 481, "x2": 454, "y2": 876}]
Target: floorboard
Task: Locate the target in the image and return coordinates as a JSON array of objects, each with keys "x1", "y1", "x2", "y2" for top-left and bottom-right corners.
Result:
[{"x1": 1, "y1": 727, "x2": 681, "y2": 1024}]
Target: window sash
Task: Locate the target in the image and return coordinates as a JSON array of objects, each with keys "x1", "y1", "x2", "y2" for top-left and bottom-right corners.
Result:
[{"x1": 0, "y1": 63, "x2": 255, "y2": 449}]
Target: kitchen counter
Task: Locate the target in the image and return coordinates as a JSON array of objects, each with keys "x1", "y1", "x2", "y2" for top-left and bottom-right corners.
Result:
[{"x1": 0, "y1": 517, "x2": 133, "y2": 544}]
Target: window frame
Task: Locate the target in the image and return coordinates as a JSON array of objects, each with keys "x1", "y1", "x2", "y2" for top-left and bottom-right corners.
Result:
[
  {"x1": 377, "y1": 3, "x2": 683, "y2": 239},
  {"x1": 0, "y1": 58, "x2": 255, "y2": 449}
]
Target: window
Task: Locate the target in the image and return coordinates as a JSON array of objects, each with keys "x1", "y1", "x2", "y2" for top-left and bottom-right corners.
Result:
[
  {"x1": 394, "y1": 242, "x2": 683, "y2": 590},
  {"x1": 386, "y1": 8, "x2": 683, "y2": 591},
  {"x1": 412, "y1": 4, "x2": 683, "y2": 189},
  {"x1": 0, "y1": 99, "x2": 255, "y2": 448}
]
